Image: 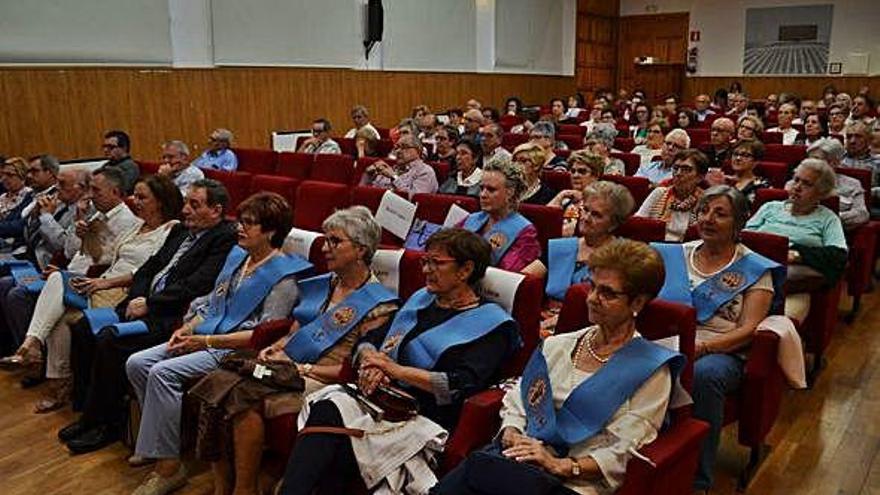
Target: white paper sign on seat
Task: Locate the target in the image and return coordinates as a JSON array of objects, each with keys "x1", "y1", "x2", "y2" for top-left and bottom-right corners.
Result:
[
  {"x1": 283, "y1": 228, "x2": 324, "y2": 259},
  {"x1": 376, "y1": 191, "x2": 417, "y2": 240},
  {"x1": 371, "y1": 249, "x2": 405, "y2": 296},
  {"x1": 479, "y1": 267, "x2": 524, "y2": 314}
]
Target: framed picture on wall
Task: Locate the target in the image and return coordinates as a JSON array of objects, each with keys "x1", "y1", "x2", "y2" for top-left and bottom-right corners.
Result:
[{"x1": 743, "y1": 4, "x2": 833, "y2": 75}]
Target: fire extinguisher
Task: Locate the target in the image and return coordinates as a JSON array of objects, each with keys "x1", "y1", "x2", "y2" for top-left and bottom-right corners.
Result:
[{"x1": 687, "y1": 46, "x2": 698, "y2": 73}]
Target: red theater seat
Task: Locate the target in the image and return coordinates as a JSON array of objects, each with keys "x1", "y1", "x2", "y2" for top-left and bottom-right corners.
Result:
[
  {"x1": 249, "y1": 175, "x2": 300, "y2": 209},
  {"x1": 686, "y1": 128, "x2": 710, "y2": 147},
  {"x1": 764, "y1": 144, "x2": 806, "y2": 169},
  {"x1": 427, "y1": 160, "x2": 450, "y2": 185},
  {"x1": 411, "y1": 193, "x2": 479, "y2": 225},
  {"x1": 614, "y1": 137, "x2": 635, "y2": 152},
  {"x1": 602, "y1": 174, "x2": 650, "y2": 206},
  {"x1": 557, "y1": 124, "x2": 586, "y2": 137},
  {"x1": 558, "y1": 134, "x2": 584, "y2": 151},
  {"x1": 293, "y1": 181, "x2": 350, "y2": 231},
  {"x1": 542, "y1": 170, "x2": 572, "y2": 191},
  {"x1": 611, "y1": 152, "x2": 641, "y2": 176},
  {"x1": 761, "y1": 131, "x2": 784, "y2": 144},
  {"x1": 754, "y1": 161, "x2": 789, "y2": 189},
  {"x1": 233, "y1": 148, "x2": 277, "y2": 175},
  {"x1": 138, "y1": 161, "x2": 160, "y2": 176},
  {"x1": 617, "y1": 216, "x2": 666, "y2": 242},
  {"x1": 501, "y1": 133, "x2": 529, "y2": 151},
  {"x1": 518, "y1": 203, "x2": 563, "y2": 255},
  {"x1": 201, "y1": 169, "x2": 253, "y2": 212},
  {"x1": 276, "y1": 152, "x2": 313, "y2": 180},
  {"x1": 310, "y1": 153, "x2": 355, "y2": 185}
]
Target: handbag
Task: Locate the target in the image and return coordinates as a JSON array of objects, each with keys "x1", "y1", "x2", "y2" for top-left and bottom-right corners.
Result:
[
  {"x1": 404, "y1": 219, "x2": 443, "y2": 251},
  {"x1": 219, "y1": 353, "x2": 305, "y2": 392},
  {"x1": 464, "y1": 445, "x2": 563, "y2": 495}
]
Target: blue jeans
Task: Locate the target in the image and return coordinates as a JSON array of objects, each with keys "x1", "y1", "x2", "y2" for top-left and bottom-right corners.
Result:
[{"x1": 692, "y1": 353, "x2": 744, "y2": 490}]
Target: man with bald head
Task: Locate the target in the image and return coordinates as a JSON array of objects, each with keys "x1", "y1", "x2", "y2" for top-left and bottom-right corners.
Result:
[
  {"x1": 157, "y1": 141, "x2": 204, "y2": 194},
  {"x1": 706, "y1": 117, "x2": 736, "y2": 168},
  {"x1": 359, "y1": 135, "x2": 437, "y2": 196}
]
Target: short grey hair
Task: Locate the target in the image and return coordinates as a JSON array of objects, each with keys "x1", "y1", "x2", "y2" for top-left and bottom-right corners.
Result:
[
  {"x1": 737, "y1": 114, "x2": 765, "y2": 133},
  {"x1": 665, "y1": 128, "x2": 691, "y2": 148},
  {"x1": 531, "y1": 121, "x2": 556, "y2": 138},
  {"x1": 211, "y1": 128, "x2": 234, "y2": 143},
  {"x1": 163, "y1": 140, "x2": 190, "y2": 157},
  {"x1": 32, "y1": 154, "x2": 60, "y2": 176},
  {"x1": 807, "y1": 138, "x2": 845, "y2": 165},
  {"x1": 582, "y1": 181, "x2": 635, "y2": 229},
  {"x1": 795, "y1": 158, "x2": 837, "y2": 198},
  {"x1": 586, "y1": 123, "x2": 618, "y2": 147},
  {"x1": 697, "y1": 185, "x2": 751, "y2": 238},
  {"x1": 396, "y1": 134, "x2": 423, "y2": 152},
  {"x1": 322, "y1": 206, "x2": 381, "y2": 263},
  {"x1": 483, "y1": 156, "x2": 527, "y2": 211}
]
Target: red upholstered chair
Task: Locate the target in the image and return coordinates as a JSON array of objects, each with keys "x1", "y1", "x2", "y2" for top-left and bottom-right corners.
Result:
[
  {"x1": 518, "y1": 203, "x2": 563, "y2": 255},
  {"x1": 249, "y1": 175, "x2": 300, "y2": 210},
  {"x1": 751, "y1": 189, "x2": 842, "y2": 380},
  {"x1": 832, "y1": 166, "x2": 878, "y2": 321},
  {"x1": 201, "y1": 169, "x2": 253, "y2": 212},
  {"x1": 310, "y1": 153, "x2": 356, "y2": 185},
  {"x1": 376, "y1": 139, "x2": 394, "y2": 157},
  {"x1": 282, "y1": 228, "x2": 328, "y2": 275},
  {"x1": 276, "y1": 152, "x2": 313, "y2": 180},
  {"x1": 411, "y1": 193, "x2": 479, "y2": 225},
  {"x1": 553, "y1": 285, "x2": 709, "y2": 495},
  {"x1": 137, "y1": 160, "x2": 161, "y2": 176},
  {"x1": 760, "y1": 131, "x2": 784, "y2": 144},
  {"x1": 233, "y1": 148, "x2": 277, "y2": 175},
  {"x1": 557, "y1": 124, "x2": 586, "y2": 137},
  {"x1": 602, "y1": 174, "x2": 651, "y2": 206},
  {"x1": 763, "y1": 144, "x2": 806, "y2": 169},
  {"x1": 293, "y1": 181, "x2": 350, "y2": 231},
  {"x1": 501, "y1": 133, "x2": 529, "y2": 151},
  {"x1": 754, "y1": 161, "x2": 789, "y2": 189},
  {"x1": 617, "y1": 216, "x2": 666, "y2": 242},
  {"x1": 611, "y1": 152, "x2": 641, "y2": 176},
  {"x1": 686, "y1": 128, "x2": 711, "y2": 147},
  {"x1": 542, "y1": 170, "x2": 572, "y2": 191},
  {"x1": 375, "y1": 127, "x2": 391, "y2": 140},
  {"x1": 558, "y1": 134, "x2": 584, "y2": 151},
  {"x1": 335, "y1": 137, "x2": 357, "y2": 157},
  {"x1": 353, "y1": 156, "x2": 396, "y2": 185},
  {"x1": 614, "y1": 137, "x2": 635, "y2": 152},
  {"x1": 427, "y1": 160, "x2": 450, "y2": 185}
]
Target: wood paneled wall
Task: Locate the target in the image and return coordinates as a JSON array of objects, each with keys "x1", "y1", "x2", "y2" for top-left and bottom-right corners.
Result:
[
  {"x1": 0, "y1": 68, "x2": 575, "y2": 161},
  {"x1": 617, "y1": 13, "x2": 689, "y2": 101},
  {"x1": 575, "y1": 0, "x2": 619, "y2": 99},
  {"x1": 684, "y1": 77, "x2": 879, "y2": 102}
]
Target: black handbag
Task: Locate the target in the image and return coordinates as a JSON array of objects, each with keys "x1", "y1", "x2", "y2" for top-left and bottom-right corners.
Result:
[{"x1": 463, "y1": 445, "x2": 563, "y2": 495}]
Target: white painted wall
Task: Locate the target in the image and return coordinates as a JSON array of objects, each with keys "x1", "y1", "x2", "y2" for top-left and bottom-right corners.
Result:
[{"x1": 620, "y1": 0, "x2": 880, "y2": 76}]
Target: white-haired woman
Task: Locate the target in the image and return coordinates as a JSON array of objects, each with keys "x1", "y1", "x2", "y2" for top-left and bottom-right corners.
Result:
[{"x1": 806, "y1": 138, "x2": 869, "y2": 230}]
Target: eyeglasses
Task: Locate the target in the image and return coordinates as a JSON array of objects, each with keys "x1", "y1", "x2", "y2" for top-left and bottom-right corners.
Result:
[
  {"x1": 664, "y1": 141, "x2": 684, "y2": 150},
  {"x1": 311, "y1": 129, "x2": 324, "y2": 135},
  {"x1": 570, "y1": 166, "x2": 592, "y2": 175},
  {"x1": 238, "y1": 216, "x2": 260, "y2": 227},
  {"x1": 733, "y1": 151, "x2": 754, "y2": 159},
  {"x1": 419, "y1": 255, "x2": 457, "y2": 270},
  {"x1": 325, "y1": 235, "x2": 351, "y2": 249},
  {"x1": 738, "y1": 124, "x2": 756, "y2": 132},
  {"x1": 672, "y1": 163, "x2": 696, "y2": 174},
  {"x1": 586, "y1": 277, "x2": 629, "y2": 303}
]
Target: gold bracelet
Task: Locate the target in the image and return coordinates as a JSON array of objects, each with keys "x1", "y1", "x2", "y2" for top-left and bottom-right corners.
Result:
[{"x1": 205, "y1": 335, "x2": 213, "y2": 349}]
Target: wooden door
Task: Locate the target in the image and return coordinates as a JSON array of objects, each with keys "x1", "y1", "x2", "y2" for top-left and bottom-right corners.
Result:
[{"x1": 617, "y1": 13, "x2": 689, "y2": 101}]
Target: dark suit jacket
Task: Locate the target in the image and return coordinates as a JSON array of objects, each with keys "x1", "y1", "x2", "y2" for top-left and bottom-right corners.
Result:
[{"x1": 116, "y1": 220, "x2": 237, "y2": 333}]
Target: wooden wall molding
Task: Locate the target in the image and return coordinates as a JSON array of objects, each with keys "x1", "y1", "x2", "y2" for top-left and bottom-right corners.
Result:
[{"x1": 0, "y1": 67, "x2": 575, "y2": 161}]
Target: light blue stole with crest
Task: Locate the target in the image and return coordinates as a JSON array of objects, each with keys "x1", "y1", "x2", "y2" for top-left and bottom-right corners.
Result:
[
  {"x1": 462, "y1": 211, "x2": 530, "y2": 265},
  {"x1": 379, "y1": 288, "x2": 519, "y2": 370},
  {"x1": 546, "y1": 237, "x2": 591, "y2": 301},
  {"x1": 652, "y1": 242, "x2": 785, "y2": 323},
  {"x1": 521, "y1": 336, "x2": 684, "y2": 455},
  {"x1": 284, "y1": 274, "x2": 397, "y2": 363}
]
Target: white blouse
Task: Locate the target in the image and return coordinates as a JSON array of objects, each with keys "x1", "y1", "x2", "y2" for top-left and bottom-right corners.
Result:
[
  {"x1": 500, "y1": 327, "x2": 672, "y2": 494},
  {"x1": 101, "y1": 220, "x2": 178, "y2": 279}
]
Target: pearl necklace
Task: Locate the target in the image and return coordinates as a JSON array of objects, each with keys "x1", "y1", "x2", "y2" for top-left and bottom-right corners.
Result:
[{"x1": 573, "y1": 328, "x2": 611, "y2": 365}]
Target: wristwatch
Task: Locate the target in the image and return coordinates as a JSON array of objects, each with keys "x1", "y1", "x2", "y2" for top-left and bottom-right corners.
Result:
[{"x1": 570, "y1": 457, "x2": 581, "y2": 477}]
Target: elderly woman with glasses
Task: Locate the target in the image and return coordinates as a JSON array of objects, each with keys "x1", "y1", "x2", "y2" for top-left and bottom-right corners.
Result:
[
  {"x1": 631, "y1": 118, "x2": 669, "y2": 167},
  {"x1": 434, "y1": 240, "x2": 683, "y2": 495},
  {"x1": 827, "y1": 104, "x2": 848, "y2": 136},
  {"x1": 634, "y1": 129, "x2": 690, "y2": 186},
  {"x1": 636, "y1": 149, "x2": 709, "y2": 241},
  {"x1": 359, "y1": 135, "x2": 438, "y2": 197},
  {"x1": 736, "y1": 115, "x2": 764, "y2": 142},
  {"x1": 746, "y1": 159, "x2": 848, "y2": 323},
  {"x1": 512, "y1": 142, "x2": 559, "y2": 205},
  {"x1": 545, "y1": 151, "x2": 606, "y2": 237},
  {"x1": 805, "y1": 138, "x2": 869, "y2": 230},
  {"x1": 278, "y1": 228, "x2": 519, "y2": 495},
  {"x1": 124, "y1": 192, "x2": 312, "y2": 494},
  {"x1": 0, "y1": 158, "x2": 34, "y2": 247},
  {"x1": 459, "y1": 156, "x2": 541, "y2": 272},
  {"x1": 191, "y1": 206, "x2": 399, "y2": 495},
  {"x1": 583, "y1": 124, "x2": 625, "y2": 176},
  {"x1": 530, "y1": 121, "x2": 568, "y2": 170},
  {"x1": 439, "y1": 139, "x2": 483, "y2": 197},
  {"x1": 705, "y1": 140, "x2": 769, "y2": 204},
  {"x1": 652, "y1": 186, "x2": 790, "y2": 493}
]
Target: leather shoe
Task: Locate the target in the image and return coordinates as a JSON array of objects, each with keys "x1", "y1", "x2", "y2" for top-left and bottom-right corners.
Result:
[
  {"x1": 58, "y1": 420, "x2": 89, "y2": 442},
  {"x1": 66, "y1": 424, "x2": 120, "y2": 455}
]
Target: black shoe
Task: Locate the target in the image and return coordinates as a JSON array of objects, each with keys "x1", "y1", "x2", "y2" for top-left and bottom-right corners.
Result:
[
  {"x1": 65, "y1": 424, "x2": 120, "y2": 455},
  {"x1": 58, "y1": 420, "x2": 89, "y2": 443},
  {"x1": 20, "y1": 374, "x2": 45, "y2": 389}
]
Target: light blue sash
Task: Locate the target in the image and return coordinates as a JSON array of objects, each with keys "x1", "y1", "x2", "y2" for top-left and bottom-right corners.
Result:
[
  {"x1": 80, "y1": 306, "x2": 150, "y2": 337},
  {"x1": 291, "y1": 274, "x2": 333, "y2": 326},
  {"x1": 546, "y1": 237, "x2": 591, "y2": 301},
  {"x1": 284, "y1": 277, "x2": 397, "y2": 363},
  {"x1": 521, "y1": 337, "x2": 684, "y2": 454},
  {"x1": 380, "y1": 288, "x2": 518, "y2": 370},
  {"x1": 194, "y1": 247, "x2": 312, "y2": 335},
  {"x1": 463, "y1": 211, "x2": 531, "y2": 265},
  {"x1": 2, "y1": 259, "x2": 45, "y2": 292},
  {"x1": 653, "y1": 242, "x2": 785, "y2": 323}
]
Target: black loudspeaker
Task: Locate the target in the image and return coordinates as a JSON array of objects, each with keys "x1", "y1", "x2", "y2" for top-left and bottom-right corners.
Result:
[{"x1": 364, "y1": 0, "x2": 383, "y2": 58}]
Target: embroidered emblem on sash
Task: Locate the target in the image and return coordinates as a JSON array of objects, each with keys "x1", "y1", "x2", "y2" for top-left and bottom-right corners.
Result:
[
  {"x1": 488, "y1": 232, "x2": 507, "y2": 251},
  {"x1": 215, "y1": 281, "x2": 229, "y2": 296},
  {"x1": 527, "y1": 378, "x2": 548, "y2": 427},
  {"x1": 381, "y1": 334, "x2": 401, "y2": 353},
  {"x1": 331, "y1": 306, "x2": 356, "y2": 327},
  {"x1": 719, "y1": 271, "x2": 745, "y2": 291}
]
